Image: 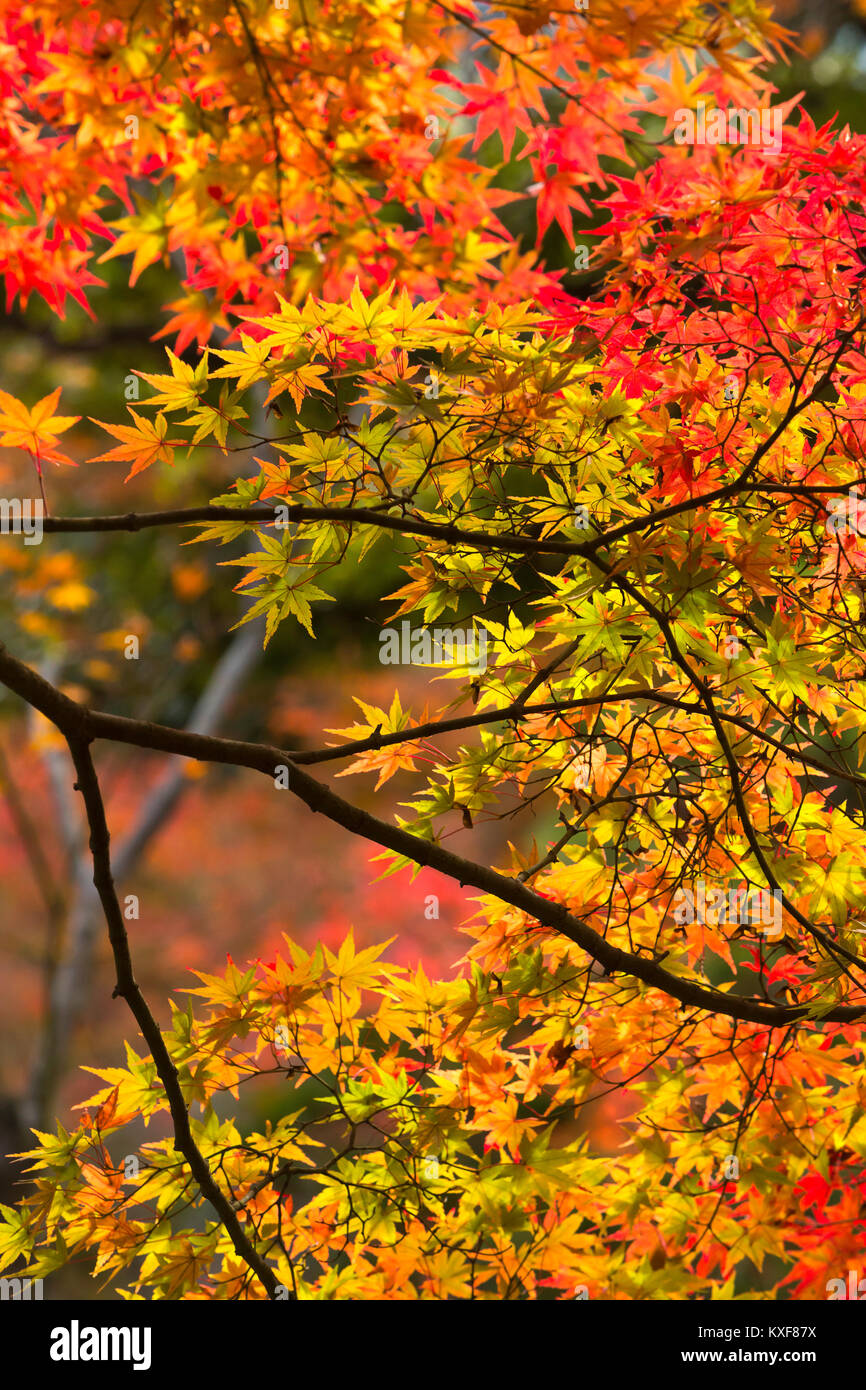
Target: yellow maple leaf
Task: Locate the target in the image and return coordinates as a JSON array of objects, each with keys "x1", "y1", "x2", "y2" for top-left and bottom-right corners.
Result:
[
  {"x1": 134, "y1": 348, "x2": 209, "y2": 410},
  {"x1": 264, "y1": 360, "x2": 331, "y2": 411},
  {"x1": 0, "y1": 387, "x2": 80, "y2": 467}
]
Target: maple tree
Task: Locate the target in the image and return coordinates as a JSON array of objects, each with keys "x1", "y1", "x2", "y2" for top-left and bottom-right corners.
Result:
[{"x1": 1, "y1": 0, "x2": 866, "y2": 1303}]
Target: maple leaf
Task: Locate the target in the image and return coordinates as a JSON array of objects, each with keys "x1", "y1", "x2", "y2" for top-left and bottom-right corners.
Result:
[
  {"x1": 180, "y1": 385, "x2": 247, "y2": 449},
  {"x1": 154, "y1": 292, "x2": 231, "y2": 355},
  {"x1": 134, "y1": 349, "x2": 210, "y2": 411},
  {"x1": 211, "y1": 335, "x2": 274, "y2": 391},
  {"x1": 263, "y1": 359, "x2": 331, "y2": 412},
  {"x1": 445, "y1": 56, "x2": 530, "y2": 161},
  {"x1": 0, "y1": 387, "x2": 80, "y2": 468},
  {"x1": 327, "y1": 692, "x2": 423, "y2": 788},
  {"x1": 530, "y1": 163, "x2": 593, "y2": 244},
  {"x1": 98, "y1": 191, "x2": 171, "y2": 286},
  {"x1": 88, "y1": 410, "x2": 186, "y2": 481}
]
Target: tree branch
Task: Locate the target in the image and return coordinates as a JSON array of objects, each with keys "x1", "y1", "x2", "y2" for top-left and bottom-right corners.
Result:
[
  {"x1": 0, "y1": 641, "x2": 862, "y2": 1027},
  {"x1": 37, "y1": 503, "x2": 598, "y2": 555},
  {"x1": 65, "y1": 732, "x2": 283, "y2": 1300},
  {"x1": 23, "y1": 622, "x2": 264, "y2": 1131}
]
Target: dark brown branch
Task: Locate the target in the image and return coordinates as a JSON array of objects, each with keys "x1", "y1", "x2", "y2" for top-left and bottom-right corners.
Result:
[
  {"x1": 0, "y1": 641, "x2": 862, "y2": 1026},
  {"x1": 64, "y1": 732, "x2": 286, "y2": 1301},
  {"x1": 38, "y1": 503, "x2": 598, "y2": 555},
  {"x1": 25, "y1": 621, "x2": 265, "y2": 1132},
  {"x1": 23, "y1": 475, "x2": 864, "y2": 555}
]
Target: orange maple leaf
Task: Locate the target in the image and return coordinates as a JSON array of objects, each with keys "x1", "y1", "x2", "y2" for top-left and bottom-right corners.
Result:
[
  {"x1": 0, "y1": 387, "x2": 80, "y2": 467},
  {"x1": 88, "y1": 410, "x2": 185, "y2": 481}
]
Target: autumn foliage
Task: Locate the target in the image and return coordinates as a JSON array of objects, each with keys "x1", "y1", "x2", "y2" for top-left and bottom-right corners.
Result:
[{"x1": 1, "y1": 0, "x2": 866, "y2": 1301}]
